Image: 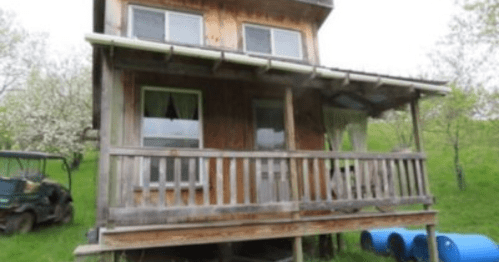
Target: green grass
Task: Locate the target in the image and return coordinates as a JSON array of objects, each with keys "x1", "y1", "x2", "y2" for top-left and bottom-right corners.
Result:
[
  {"x1": 0, "y1": 151, "x2": 98, "y2": 262},
  {"x1": 1, "y1": 121, "x2": 498, "y2": 261}
]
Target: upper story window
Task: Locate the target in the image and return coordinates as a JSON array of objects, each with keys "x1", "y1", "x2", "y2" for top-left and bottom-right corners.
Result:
[
  {"x1": 243, "y1": 24, "x2": 303, "y2": 60},
  {"x1": 128, "y1": 5, "x2": 203, "y2": 45}
]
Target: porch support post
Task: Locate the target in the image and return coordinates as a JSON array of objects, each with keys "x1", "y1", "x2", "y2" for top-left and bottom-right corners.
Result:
[
  {"x1": 285, "y1": 87, "x2": 303, "y2": 262},
  {"x1": 410, "y1": 91, "x2": 423, "y2": 152},
  {"x1": 97, "y1": 50, "x2": 113, "y2": 227},
  {"x1": 426, "y1": 224, "x2": 439, "y2": 262}
]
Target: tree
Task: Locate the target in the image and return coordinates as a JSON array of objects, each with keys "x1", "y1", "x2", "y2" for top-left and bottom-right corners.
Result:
[
  {"x1": 0, "y1": 8, "x2": 46, "y2": 95},
  {"x1": 423, "y1": 86, "x2": 476, "y2": 190},
  {"x1": 463, "y1": 0, "x2": 499, "y2": 45},
  {"x1": 0, "y1": 51, "x2": 93, "y2": 163}
]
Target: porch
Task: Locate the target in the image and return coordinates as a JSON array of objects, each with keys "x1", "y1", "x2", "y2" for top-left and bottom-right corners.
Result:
[{"x1": 107, "y1": 147, "x2": 433, "y2": 226}]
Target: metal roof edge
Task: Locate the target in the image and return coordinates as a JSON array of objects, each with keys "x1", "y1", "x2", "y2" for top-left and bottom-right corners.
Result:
[{"x1": 85, "y1": 33, "x2": 451, "y2": 94}]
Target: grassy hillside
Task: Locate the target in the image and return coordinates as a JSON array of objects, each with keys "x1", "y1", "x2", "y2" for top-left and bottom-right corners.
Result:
[{"x1": 0, "y1": 151, "x2": 98, "y2": 262}]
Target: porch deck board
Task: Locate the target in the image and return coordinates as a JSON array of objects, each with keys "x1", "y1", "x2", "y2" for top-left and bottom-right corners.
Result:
[{"x1": 100, "y1": 211, "x2": 437, "y2": 250}]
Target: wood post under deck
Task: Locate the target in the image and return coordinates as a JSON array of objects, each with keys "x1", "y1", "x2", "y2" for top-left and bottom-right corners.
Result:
[{"x1": 285, "y1": 87, "x2": 303, "y2": 262}]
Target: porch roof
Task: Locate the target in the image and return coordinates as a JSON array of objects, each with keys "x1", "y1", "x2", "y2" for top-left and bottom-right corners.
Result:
[{"x1": 86, "y1": 33, "x2": 449, "y2": 94}]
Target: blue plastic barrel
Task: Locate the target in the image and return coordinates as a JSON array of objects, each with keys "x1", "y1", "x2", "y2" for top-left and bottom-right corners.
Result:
[
  {"x1": 388, "y1": 230, "x2": 426, "y2": 262},
  {"x1": 360, "y1": 228, "x2": 408, "y2": 256},
  {"x1": 412, "y1": 234, "x2": 430, "y2": 262},
  {"x1": 437, "y1": 234, "x2": 499, "y2": 262}
]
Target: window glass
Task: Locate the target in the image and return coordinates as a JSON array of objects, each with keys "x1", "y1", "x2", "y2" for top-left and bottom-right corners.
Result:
[
  {"x1": 143, "y1": 89, "x2": 201, "y2": 183},
  {"x1": 169, "y1": 13, "x2": 202, "y2": 45},
  {"x1": 273, "y1": 29, "x2": 301, "y2": 58},
  {"x1": 254, "y1": 103, "x2": 285, "y2": 150},
  {"x1": 245, "y1": 26, "x2": 272, "y2": 55},
  {"x1": 133, "y1": 8, "x2": 165, "y2": 41}
]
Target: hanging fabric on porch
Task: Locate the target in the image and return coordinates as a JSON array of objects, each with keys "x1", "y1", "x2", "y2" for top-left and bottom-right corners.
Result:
[
  {"x1": 171, "y1": 93, "x2": 197, "y2": 119},
  {"x1": 144, "y1": 90, "x2": 170, "y2": 117},
  {"x1": 346, "y1": 111, "x2": 368, "y2": 152},
  {"x1": 323, "y1": 107, "x2": 368, "y2": 151}
]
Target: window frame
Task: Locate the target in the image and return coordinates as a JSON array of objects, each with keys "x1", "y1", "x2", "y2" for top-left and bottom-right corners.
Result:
[
  {"x1": 243, "y1": 24, "x2": 303, "y2": 60},
  {"x1": 140, "y1": 86, "x2": 204, "y2": 188},
  {"x1": 252, "y1": 99, "x2": 286, "y2": 151},
  {"x1": 128, "y1": 4, "x2": 204, "y2": 46}
]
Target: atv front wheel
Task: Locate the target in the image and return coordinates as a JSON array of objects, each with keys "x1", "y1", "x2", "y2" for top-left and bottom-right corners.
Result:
[{"x1": 5, "y1": 212, "x2": 34, "y2": 235}]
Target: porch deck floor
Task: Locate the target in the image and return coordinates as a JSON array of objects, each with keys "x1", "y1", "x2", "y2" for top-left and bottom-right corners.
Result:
[{"x1": 77, "y1": 210, "x2": 436, "y2": 254}]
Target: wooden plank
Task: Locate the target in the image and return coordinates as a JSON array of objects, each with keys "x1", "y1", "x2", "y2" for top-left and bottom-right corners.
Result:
[
  {"x1": 422, "y1": 160, "x2": 431, "y2": 196},
  {"x1": 354, "y1": 159, "x2": 362, "y2": 200},
  {"x1": 109, "y1": 147, "x2": 427, "y2": 160},
  {"x1": 103, "y1": 211, "x2": 437, "y2": 249},
  {"x1": 381, "y1": 159, "x2": 389, "y2": 198},
  {"x1": 313, "y1": 158, "x2": 321, "y2": 202},
  {"x1": 411, "y1": 96, "x2": 424, "y2": 152},
  {"x1": 280, "y1": 159, "x2": 289, "y2": 202},
  {"x1": 427, "y1": 224, "x2": 439, "y2": 262},
  {"x1": 188, "y1": 158, "x2": 196, "y2": 206},
  {"x1": 373, "y1": 160, "x2": 382, "y2": 199},
  {"x1": 397, "y1": 159, "x2": 409, "y2": 197},
  {"x1": 243, "y1": 158, "x2": 250, "y2": 204},
  {"x1": 324, "y1": 160, "x2": 332, "y2": 202},
  {"x1": 301, "y1": 196, "x2": 433, "y2": 211},
  {"x1": 203, "y1": 158, "x2": 210, "y2": 206},
  {"x1": 123, "y1": 156, "x2": 135, "y2": 207},
  {"x1": 133, "y1": 157, "x2": 140, "y2": 206},
  {"x1": 389, "y1": 159, "x2": 399, "y2": 198},
  {"x1": 109, "y1": 202, "x2": 300, "y2": 225},
  {"x1": 302, "y1": 159, "x2": 310, "y2": 202},
  {"x1": 344, "y1": 159, "x2": 352, "y2": 200},
  {"x1": 97, "y1": 52, "x2": 113, "y2": 225},
  {"x1": 406, "y1": 159, "x2": 417, "y2": 197},
  {"x1": 230, "y1": 158, "x2": 237, "y2": 205},
  {"x1": 216, "y1": 158, "x2": 223, "y2": 205},
  {"x1": 142, "y1": 157, "x2": 151, "y2": 207},
  {"x1": 414, "y1": 159, "x2": 424, "y2": 196},
  {"x1": 115, "y1": 156, "x2": 123, "y2": 207},
  {"x1": 363, "y1": 161, "x2": 371, "y2": 199},
  {"x1": 158, "y1": 158, "x2": 166, "y2": 207},
  {"x1": 268, "y1": 158, "x2": 275, "y2": 203},
  {"x1": 334, "y1": 159, "x2": 343, "y2": 199},
  {"x1": 174, "y1": 158, "x2": 182, "y2": 206},
  {"x1": 255, "y1": 158, "x2": 262, "y2": 204}
]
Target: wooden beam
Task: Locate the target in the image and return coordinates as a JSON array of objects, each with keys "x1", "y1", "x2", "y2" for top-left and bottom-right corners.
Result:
[
  {"x1": 109, "y1": 203, "x2": 299, "y2": 226},
  {"x1": 99, "y1": 211, "x2": 437, "y2": 250},
  {"x1": 426, "y1": 224, "x2": 439, "y2": 262},
  {"x1": 97, "y1": 50, "x2": 113, "y2": 226},
  {"x1": 410, "y1": 92, "x2": 424, "y2": 152},
  {"x1": 284, "y1": 87, "x2": 302, "y2": 262}
]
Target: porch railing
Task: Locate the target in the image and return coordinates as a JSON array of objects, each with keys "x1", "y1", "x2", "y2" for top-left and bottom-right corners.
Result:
[{"x1": 107, "y1": 147, "x2": 433, "y2": 225}]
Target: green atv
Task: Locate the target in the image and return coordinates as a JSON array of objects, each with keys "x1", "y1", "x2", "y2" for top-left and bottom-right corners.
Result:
[{"x1": 0, "y1": 151, "x2": 73, "y2": 235}]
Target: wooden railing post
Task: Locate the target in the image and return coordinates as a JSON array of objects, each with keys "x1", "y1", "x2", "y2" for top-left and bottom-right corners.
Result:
[{"x1": 285, "y1": 87, "x2": 303, "y2": 262}]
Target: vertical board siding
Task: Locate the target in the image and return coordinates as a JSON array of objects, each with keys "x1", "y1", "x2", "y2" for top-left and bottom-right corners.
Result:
[
  {"x1": 381, "y1": 159, "x2": 389, "y2": 199},
  {"x1": 268, "y1": 159, "x2": 275, "y2": 203},
  {"x1": 244, "y1": 158, "x2": 250, "y2": 204},
  {"x1": 397, "y1": 159, "x2": 409, "y2": 197},
  {"x1": 363, "y1": 161, "x2": 371, "y2": 199},
  {"x1": 255, "y1": 158, "x2": 262, "y2": 204},
  {"x1": 313, "y1": 158, "x2": 321, "y2": 202},
  {"x1": 324, "y1": 160, "x2": 332, "y2": 202},
  {"x1": 334, "y1": 158, "x2": 343, "y2": 200},
  {"x1": 344, "y1": 159, "x2": 352, "y2": 200},
  {"x1": 354, "y1": 159, "x2": 361, "y2": 200}
]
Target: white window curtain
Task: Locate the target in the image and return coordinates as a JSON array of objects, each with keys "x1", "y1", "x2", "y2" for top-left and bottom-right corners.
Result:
[
  {"x1": 171, "y1": 93, "x2": 197, "y2": 119},
  {"x1": 323, "y1": 106, "x2": 368, "y2": 152},
  {"x1": 145, "y1": 91, "x2": 170, "y2": 118}
]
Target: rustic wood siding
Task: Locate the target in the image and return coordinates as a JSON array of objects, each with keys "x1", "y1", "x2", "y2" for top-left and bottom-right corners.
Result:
[{"x1": 111, "y1": 71, "x2": 325, "y2": 207}]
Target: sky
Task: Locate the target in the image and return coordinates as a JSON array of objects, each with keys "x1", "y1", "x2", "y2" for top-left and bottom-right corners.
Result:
[{"x1": 3, "y1": 0, "x2": 457, "y2": 78}]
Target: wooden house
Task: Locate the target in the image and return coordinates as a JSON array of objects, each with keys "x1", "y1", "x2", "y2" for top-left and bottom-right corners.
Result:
[{"x1": 76, "y1": 0, "x2": 449, "y2": 261}]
